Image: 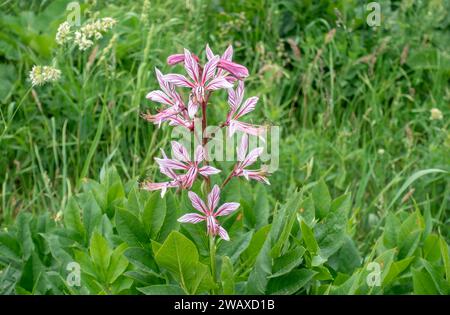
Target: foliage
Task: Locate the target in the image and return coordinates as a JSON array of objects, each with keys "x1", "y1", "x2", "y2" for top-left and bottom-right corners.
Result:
[{"x1": 0, "y1": 0, "x2": 449, "y2": 295}]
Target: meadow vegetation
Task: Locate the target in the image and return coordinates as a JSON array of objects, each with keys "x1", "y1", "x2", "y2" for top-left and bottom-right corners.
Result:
[{"x1": 0, "y1": 0, "x2": 449, "y2": 294}]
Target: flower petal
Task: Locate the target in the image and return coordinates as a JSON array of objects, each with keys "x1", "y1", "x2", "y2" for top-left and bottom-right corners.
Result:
[
  {"x1": 215, "y1": 202, "x2": 240, "y2": 217},
  {"x1": 218, "y1": 59, "x2": 249, "y2": 79},
  {"x1": 227, "y1": 88, "x2": 238, "y2": 114},
  {"x1": 167, "y1": 54, "x2": 185, "y2": 65},
  {"x1": 206, "y1": 216, "x2": 219, "y2": 236},
  {"x1": 241, "y1": 147, "x2": 264, "y2": 169},
  {"x1": 205, "y1": 44, "x2": 215, "y2": 60},
  {"x1": 201, "y1": 55, "x2": 219, "y2": 85},
  {"x1": 235, "y1": 96, "x2": 258, "y2": 119},
  {"x1": 146, "y1": 90, "x2": 173, "y2": 106},
  {"x1": 206, "y1": 77, "x2": 233, "y2": 90},
  {"x1": 235, "y1": 80, "x2": 245, "y2": 107},
  {"x1": 184, "y1": 48, "x2": 199, "y2": 83},
  {"x1": 177, "y1": 213, "x2": 205, "y2": 224},
  {"x1": 232, "y1": 121, "x2": 267, "y2": 139},
  {"x1": 241, "y1": 169, "x2": 271, "y2": 185},
  {"x1": 155, "y1": 157, "x2": 188, "y2": 170},
  {"x1": 207, "y1": 185, "x2": 220, "y2": 211},
  {"x1": 164, "y1": 74, "x2": 194, "y2": 88},
  {"x1": 141, "y1": 181, "x2": 177, "y2": 198},
  {"x1": 188, "y1": 191, "x2": 208, "y2": 214},
  {"x1": 187, "y1": 98, "x2": 199, "y2": 118},
  {"x1": 171, "y1": 141, "x2": 190, "y2": 162},
  {"x1": 198, "y1": 165, "x2": 221, "y2": 176},
  {"x1": 221, "y1": 45, "x2": 233, "y2": 61},
  {"x1": 237, "y1": 134, "x2": 248, "y2": 161},
  {"x1": 181, "y1": 167, "x2": 198, "y2": 189},
  {"x1": 218, "y1": 225, "x2": 230, "y2": 241},
  {"x1": 194, "y1": 145, "x2": 205, "y2": 163},
  {"x1": 155, "y1": 67, "x2": 174, "y2": 96}
]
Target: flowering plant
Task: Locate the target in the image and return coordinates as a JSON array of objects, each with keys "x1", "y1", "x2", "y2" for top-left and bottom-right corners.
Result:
[
  {"x1": 140, "y1": 45, "x2": 271, "y2": 289},
  {"x1": 141, "y1": 45, "x2": 270, "y2": 239}
]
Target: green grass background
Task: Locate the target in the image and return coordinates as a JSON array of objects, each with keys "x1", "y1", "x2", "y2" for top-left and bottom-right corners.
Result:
[{"x1": 0, "y1": 0, "x2": 449, "y2": 294}]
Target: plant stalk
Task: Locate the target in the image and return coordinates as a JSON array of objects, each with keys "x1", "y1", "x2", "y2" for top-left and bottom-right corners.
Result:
[{"x1": 209, "y1": 234, "x2": 217, "y2": 294}]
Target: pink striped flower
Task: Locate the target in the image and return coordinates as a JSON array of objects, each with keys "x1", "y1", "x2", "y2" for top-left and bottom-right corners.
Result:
[
  {"x1": 141, "y1": 174, "x2": 181, "y2": 198},
  {"x1": 144, "y1": 68, "x2": 196, "y2": 129},
  {"x1": 233, "y1": 134, "x2": 270, "y2": 185},
  {"x1": 178, "y1": 185, "x2": 240, "y2": 241},
  {"x1": 146, "y1": 68, "x2": 183, "y2": 108},
  {"x1": 155, "y1": 141, "x2": 220, "y2": 189},
  {"x1": 205, "y1": 44, "x2": 249, "y2": 80},
  {"x1": 225, "y1": 81, "x2": 266, "y2": 138},
  {"x1": 164, "y1": 49, "x2": 233, "y2": 104},
  {"x1": 167, "y1": 52, "x2": 200, "y2": 66}
]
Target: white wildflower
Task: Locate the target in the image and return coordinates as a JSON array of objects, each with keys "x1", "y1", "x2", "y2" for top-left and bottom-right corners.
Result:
[
  {"x1": 99, "y1": 17, "x2": 117, "y2": 31},
  {"x1": 29, "y1": 65, "x2": 61, "y2": 86},
  {"x1": 73, "y1": 17, "x2": 116, "y2": 51},
  {"x1": 56, "y1": 21, "x2": 72, "y2": 45},
  {"x1": 74, "y1": 31, "x2": 94, "y2": 51},
  {"x1": 80, "y1": 21, "x2": 102, "y2": 40},
  {"x1": 430, "y1": 108, "x2": 443, "y2": 120}
]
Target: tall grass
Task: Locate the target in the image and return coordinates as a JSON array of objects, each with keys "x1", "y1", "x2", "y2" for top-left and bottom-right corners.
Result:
[{"x1": 0, "y1": 0, "x2": 449, "y2": 248}]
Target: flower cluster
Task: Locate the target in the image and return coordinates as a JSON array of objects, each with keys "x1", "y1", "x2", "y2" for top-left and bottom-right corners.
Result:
[
  {"x1": 141, "y1": 45, "x2": 271, "y2": 240},
  {"x1": 430, "y1": 108, "x2": 443, "y2": 121},
  {"x1": 29, "y1": 65, "x2": 61, "y2": 87},
  {"x1": 55, "y1": 17, "x2": 117, "y2": 50},
  {"x1": 56, "y1": 21, "x2": 72, "y2": 45}
]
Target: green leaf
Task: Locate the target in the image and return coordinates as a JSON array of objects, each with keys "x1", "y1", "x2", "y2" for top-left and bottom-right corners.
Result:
[
  {"x1": 126, "y1": 186, "x2": 143, "y2": 215},
  {"x1": 383, "y1": 213, "x2": 399, "y2": 248},
  {"x1": 301, "y1": 220, "x2": 318, "y2": 255},
  {"x1": 327, "y1": 235, "x2": 361, "y2": 274},
  {"x1": 111, "y1": 276, "x2": 133, "y2": 294},
  {"x1": 79, "y1": 192, "x2": 102, "y2": 242},
  {"x1": 217, "y1": 231, "x2": 253, "y2": 264},
  {"x1": 312, "y1": 179, "x2": 331, "y2": 219},
  {"x1": 74, "y1": 250, "x2": 97, "y2": 279},
  {"x1": 270, "y1": 246, "x2": 305, "y2": 278},
  {"x1": 316, "y1": 193, "x2": 351, "y2": 259},
  {"x1": 151, "y1": 240, "x2": 162, "y2": 256},
  {"x1": 155, "y1": 231, "x2": 214, "y2": 294},
  {"x1": 267, "y1": 269, "x2": 316, "y2": 294},
  {"x1": 90, "y1": 232, "x2": 112, "y2": 280},
  {"x1": 246, "y1": 191, "x2": 302, "y2": 294},
  {"x1": 158, "y1": 193, "x2": 180, "y2": 241},
  {"x1": 115, "y1": 209, "x2": 148, "y2": 247},
  {"x1": 254, "y1": 186, "x2": 270, "y2": 229},
  {"x1": 107, "y1": 243, "x2": 129, "y2": 284},
  {"x1": 420, "y1": 258, "x2": 446, "y2": 294},
  {"x1": 17, "y1": 253, "x2": 44, "y2": 294},
  {"x1": 383, "y1": 256, "x2": 414, "y2": 286},
  {"x1": 0, "y1": 232, "x2": 22, "y2": 267},
  {"x1": 16, "y1": 212, "x2": 34, "y2": 260},
  {"x1": 439, "y1": 237, "x2": 450, "y2": 284},
  {"x1": 412, "y1": 267, "x2": 439, "y2": 294},
  {"x1": 423, "y1": 234, "x2": 442, "y2": 262},
  {"x1": 63, "y1": 197, "x2": 85, "y2": 236},
  {"x1": 313, "y1": 266, "x2": 333, "y2": 281},
  {"x1": 124, "y1": 247, "x2": 159, "y2": 274},
  {"x1": 271, "y1": 210, "x2": 297, "y2": 258},
  {"x1": 138, "y1": 284, "x2": 185, "y2": 295},
  {"x1": 297, "y1": 196, "x2": 315, "y2": 226},
  {"x1": 240, "y1": 225, "x2": 270, "y2": 264},
  {"x1": 142, "y1": 192, "x2": 166, "y2": 239},
  {"x1": 221, "y1": 256, "x2": 235, "y2": 294},
  {"x1": 43, "y1": 234, "x2": 73, "y2": 266}
]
